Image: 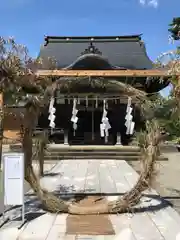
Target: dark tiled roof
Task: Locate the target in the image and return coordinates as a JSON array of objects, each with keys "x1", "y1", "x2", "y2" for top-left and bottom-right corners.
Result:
[{"x1": 39, "y1": 35, "x2": 153, "y2": 70}]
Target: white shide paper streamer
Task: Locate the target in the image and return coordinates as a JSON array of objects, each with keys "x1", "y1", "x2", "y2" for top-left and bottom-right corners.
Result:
[
  {"x1": 125, "y1": 97, "x2": 135, "y2": 135},
  {"x1": 100, "y1": 99, "x2": 111, "y2": 138},
  {"x1": 71, "y1": 98, "x2": 78, "y2": 136},
  {"x1": 48, "y1": 97, "x2": 56, "y2": 129}
]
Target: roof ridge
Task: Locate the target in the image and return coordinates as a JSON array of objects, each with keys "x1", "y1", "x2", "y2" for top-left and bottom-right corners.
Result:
[
  {"x1": 44, "y1": 35, "x2": 142, "y2": 46},
  {"x1": 44, "y1": 34, "x2": 142, "y2": 41}
]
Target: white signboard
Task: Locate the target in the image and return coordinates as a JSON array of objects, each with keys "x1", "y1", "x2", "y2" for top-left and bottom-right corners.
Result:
[{"x1": 3, "y1": 153, "x2": 24, "y2": 205}]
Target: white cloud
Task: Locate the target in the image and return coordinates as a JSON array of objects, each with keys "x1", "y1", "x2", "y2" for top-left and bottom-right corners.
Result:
[
  {"x1": 148, "y1": 0, "x2": 158, "y2": 8},
  {"x1": 139, "y1": 0, "x2": 159, "y2": 8},
  {"x1": 139, "y1": 0, "x2": 146, "y2": 5}
]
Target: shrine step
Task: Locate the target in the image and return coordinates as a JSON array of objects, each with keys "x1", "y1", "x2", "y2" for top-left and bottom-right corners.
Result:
[
  {"x1": 45, "y1": 151, "x2": 141, "y2": 156},
  {"x1": 7, "y1": 144, "x2": 168, "y2": 161},
  {"x1": 43, "y1": 153, "x2": 168, "y2": 161},
  {"x1": 46, "y1": 144, "x2": 141, "y2": 152},
  {"x1": 40, "y1": 144, "x2": 168, "y2": 161}
]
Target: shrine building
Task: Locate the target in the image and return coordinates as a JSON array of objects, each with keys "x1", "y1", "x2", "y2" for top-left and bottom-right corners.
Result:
[{"x1": 4, "y1": 35, "x2": 170, "y2": 145}]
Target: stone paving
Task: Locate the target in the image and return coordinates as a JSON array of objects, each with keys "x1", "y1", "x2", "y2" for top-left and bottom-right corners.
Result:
[{"x1": 0, "y1": 159, "x2": 180, "y2": 239}]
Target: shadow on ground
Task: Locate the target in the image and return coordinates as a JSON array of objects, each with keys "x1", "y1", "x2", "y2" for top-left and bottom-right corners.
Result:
[
  {"x1": 43, "y1": 172, "x2": 62, "y2": 177},
  {"x1": 0, "y1": 189, "x2": 176, "y2": 228}
]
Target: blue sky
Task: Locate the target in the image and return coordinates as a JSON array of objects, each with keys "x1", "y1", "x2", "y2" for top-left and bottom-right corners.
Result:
[{"x1": 0, "y1": 0, "x2": 179, "y2": 96}]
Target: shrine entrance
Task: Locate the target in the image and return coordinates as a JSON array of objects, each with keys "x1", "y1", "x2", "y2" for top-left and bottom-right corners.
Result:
[
  {"x1": 37, "y1": 96, "x2": 138, "y2": 146},
  {"x1": 69, "y1": 107, "x2": 114, "y2": 145}
]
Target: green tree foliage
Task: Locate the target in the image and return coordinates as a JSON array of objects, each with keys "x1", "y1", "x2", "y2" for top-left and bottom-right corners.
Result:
[
  {"x1": 153, "y1": 19, "x2": 180, "y2": 141},
  {"x1": 168, "y1": 17, "x2": 180, "y2": 41},
  {"x1": 152, "y1": 95, "x2": 180, "y2": 139}
]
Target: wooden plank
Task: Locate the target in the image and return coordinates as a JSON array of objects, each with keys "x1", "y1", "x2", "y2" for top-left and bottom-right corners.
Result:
[
  {"x1": 46, "y1": 227, "x2": 75, "y2": 240},
  {"x1": 116, "y1": 160, "x2": 139, "y2": 188},
  {"x1": 115, "y1": 161, "x2": 166, "y2": 240},
  {"x1": 148, "y1": 206, "x2": 180, "y2": 240},
  {"x1": 84, "y1": 160, "x2": 101, "y2": 193},
  {"x1": 142, "y1": 190, "x2": 180, "y2": 240},
  {"x1": 19, "y1": 213, "x2": 56, "y2": 240},
  {"x1": 71, "y1": 159, "x2": 89, "y2": 193},
  {"x1": 111, "y1": 160, "x2": 132, "y2": 193},
  {"x1": 46, "y1": 214, "x2": 69, "y2": 239},
  {"x1": 36, "y1": 69, "x2": 170, "y2": 77},
  {"x1": 50, "y1": 160, "x2": 79, "y2": 194},
  {"x1": 43, "y1": 162, "x2": 57, "y2": 173},
  {"x1": 40, "y1": 160, "x2": 77, "y2": 194},
  {"x1": 99, "y1": 160, "x2": 117, "y2": 194},
  {"x1": 47, "y1": 159, "x2": 63, "y2": 172},
  {"x1": 125, "y1": 165, "x2": 180, "y2": 225},
  {"x1": 119, "y1": 161, "x2": 180, "y2": 240},
  {"x1": 119, "y1": 160, "x2": 180, "y2": 222},
  {"x1": 39, "y1": 161, "x2": 64, "y2": 192},
  {"x1": 129, "y1": 212, "x2": 164, "y2": 240},
  {"x1": 110, "y1": 214, "x2": 137, "y2": 239}
]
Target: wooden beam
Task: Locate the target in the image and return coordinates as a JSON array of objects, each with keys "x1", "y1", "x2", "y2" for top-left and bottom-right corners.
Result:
[{"x1": 36, "y1": 69, "x2": 173, "y2": 77}]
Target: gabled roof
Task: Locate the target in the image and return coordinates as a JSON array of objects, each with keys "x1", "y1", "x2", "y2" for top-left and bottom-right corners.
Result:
[{"x1": 38, "y1": 35, "x2": 153, "y2": 70}]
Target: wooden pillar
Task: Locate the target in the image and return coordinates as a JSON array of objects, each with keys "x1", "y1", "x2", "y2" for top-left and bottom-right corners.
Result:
[
  {"x1": 64, "y1": 129, "x2": 69, "y2": 145},
  {"x1": 92, "y1": 108, "x2": 94, "y2": 141},
  {"x1": 0, "y1": 93, "x2": 3, "y2": 168},
  {"x1": 116, "y1": 132, "x2": 122, "y2": 145},
  {"x1": 105, "y1": 135, "x2": 108, "y2": 144}
]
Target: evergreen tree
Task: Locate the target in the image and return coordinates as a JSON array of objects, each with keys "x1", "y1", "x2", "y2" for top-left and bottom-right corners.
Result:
[{"x1": 168, "y1": 17, "x2": 180, "y2": 41}]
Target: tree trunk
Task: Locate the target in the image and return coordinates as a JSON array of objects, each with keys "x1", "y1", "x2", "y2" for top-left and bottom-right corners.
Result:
[
  {"x1": 38, "y1": 131, "x2": 48, "y2": 177},
  {"x1": 22, "y1": 106, "x2": 68, "y2": 213},
  {"x1": 39, "y1": 146, "x2": 44, "y2": 177},
  {"x1": 22, "y1": 121, "x2": 43, "y2": 194}
]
